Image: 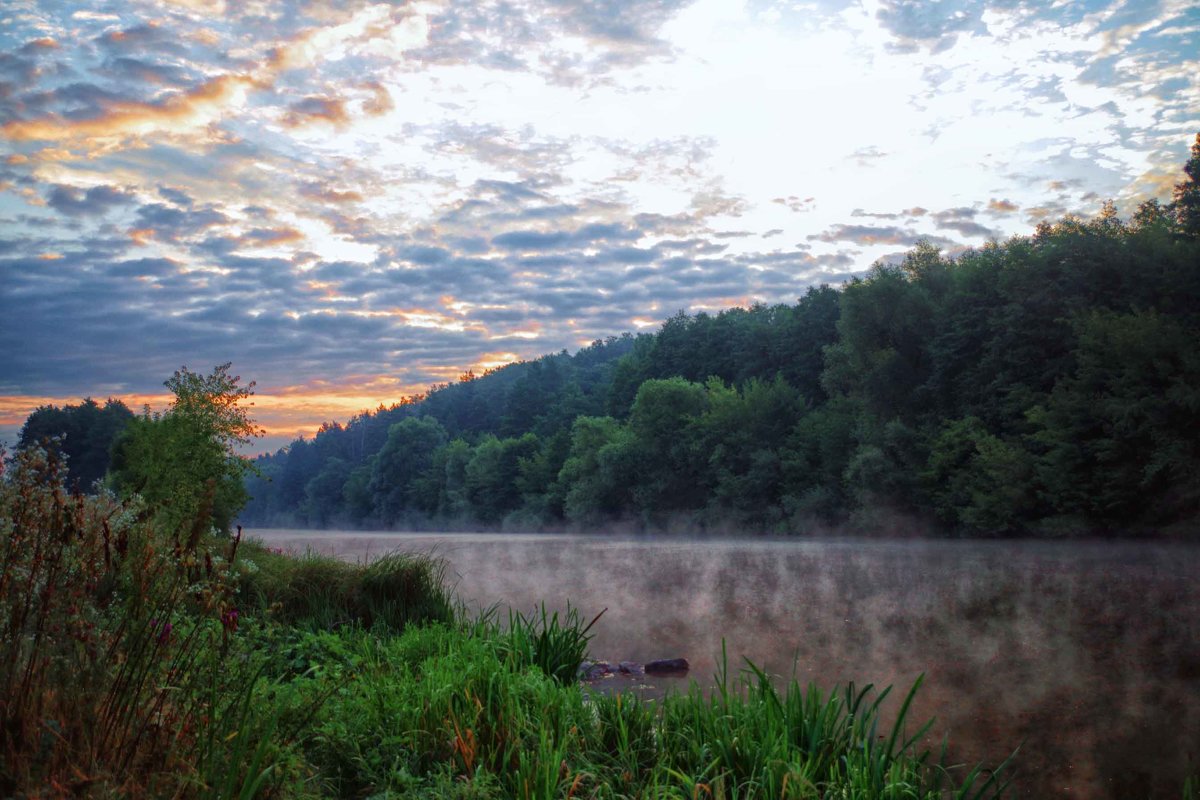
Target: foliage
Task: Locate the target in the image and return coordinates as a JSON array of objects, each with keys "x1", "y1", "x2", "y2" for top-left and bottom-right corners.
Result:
[
  {"x1": 1173, "y1": 133, "x2": 1200, "y2": 238},
  {"x1": 110, "y1": 363, "x2": 262, "y2": 535},
  {"x1": 0, "y1": 444, "x2": 294, "y2": 797},
  {"x1": 205, "y1": 135, "x2": 1198, "y2": 536},
  {"x1": 17, "y1": 397, "x2": 134, "y2": 491},
  {"x1": 2, "y1": 437, "x2": 1021, "y2": 798},
  {"x1": 483, "y1": 603, "x2": 604, "y2": 686}
]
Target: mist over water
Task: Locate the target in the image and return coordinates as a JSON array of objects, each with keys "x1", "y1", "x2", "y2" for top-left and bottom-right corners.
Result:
[{"x1": 255, "y1": 530, "x2": 1200, "y2": 798}]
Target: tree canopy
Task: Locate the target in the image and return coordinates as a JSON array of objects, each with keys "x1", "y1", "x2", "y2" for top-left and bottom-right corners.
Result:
[{"x1": 110, "y1": 363, "x2": 262, "y2": 535}]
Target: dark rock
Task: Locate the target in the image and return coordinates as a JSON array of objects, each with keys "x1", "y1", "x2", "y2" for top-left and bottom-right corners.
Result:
[
  {"x1": 618, "y1": 661, "x2": 644, "y2": 675},
  {"x1": 644, "y1": 658, "x2": 689, "y2": 675},
  {"x1": 578, "y1": 660, "x2": 613, "y2": 680}
]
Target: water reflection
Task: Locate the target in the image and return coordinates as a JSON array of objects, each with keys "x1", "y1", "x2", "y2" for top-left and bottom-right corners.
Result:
[{"x1": 253, "y1": 530, "x2": 1200, "y2": 799}]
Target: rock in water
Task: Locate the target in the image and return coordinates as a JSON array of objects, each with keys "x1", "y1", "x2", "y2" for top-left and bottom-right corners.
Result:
[
  {"x1": 578, "y1": 660, "x2": 613, "y2": 680},
  {"x1": 644, "y1": 658, "x2": 689, "y2": 675}
]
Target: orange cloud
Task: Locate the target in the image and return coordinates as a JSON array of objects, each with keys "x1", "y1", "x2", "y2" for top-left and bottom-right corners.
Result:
[
  {"x1": 129, "y1": 228, "x2": 156, "y2": 245},
  {"x1": 0, "y1": 393, "x2": 172, "y2": 429},
  {"x1": 988, "y1": 198, "x2": 1019, "y2": 214},
  {"x1": 282, "y1": 97, "x2": 349, "y2": 128},
  {"x1": 268, "y1": 5, "x2": 427, "y2": 73},
  {"x1": 299, "y1": 183, "x2": 364, "y2": 203},
  {"x1": 384, "y1": 307, "x2": 469, "y2": 330},
  {"x1": 1, "y1": 73, "x2": 259, "y2": 142},
  {"x1": 489, "y1": 322, "x2": 542, "y2": 340},
  {"x1": 361, "y1": 81, "x2": 394, "y2": 116},
  {"x1": 241, "y1": 226, "x2": 305, "y2": 247},
  {"x1": 0, "y1": 381, "x2": 435, "y2": 455},
  {"x1": 2, "y1": 5, "x2": 426, "y2": 160},
  {"x1": 472, "y1": 351, "x2": 521, "y2": 372}
]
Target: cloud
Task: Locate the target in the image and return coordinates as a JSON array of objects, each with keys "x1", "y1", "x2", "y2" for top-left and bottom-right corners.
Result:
[
  {"x1": 1, "y1": 0, "x2": 1196, "y2": 436},
  {"x1": 239, "y1": 227, "x2": 306, "y2": 248},
  {"x1": 491, "y1": 222, "x2": 642, "y2": 252},
  {"x1": 46, "y1": 184, "x2": 135, "y2": 216},
  {"x1": 360, "y1": 81, "x2": 393, "y2": 116},
  {"x1": 101, "y1": 57, "x2": 192, "y2": 87},
  {"x1": 157, "y1": 185, "x2": 194, "y2": 206},
  {"x1": 850, "y1": 208, "x2": 929, "y2": 221},
  {"x1": 132, "y1": 202, "x2": 229, "y2": 240},
  {"x1": 936, "y1": 219, "x2": 1000, "y2": 238},
  {"x1": 283, "y1": 96, "x2": 349, "y2": 127},
  {"x1": 772, "y1": 196, "x2": 815, "y2": 213},
  {"x1": 97, "y1": 22, "x2": 181, "y2": 55},
  {"x1": 298, "y1": 182, "x2": 364, "y2": 204},
  {"x1": 874, "y1": 0, "x2": 988, "y2": 54},
  {"x1": 807, "y1": 224, "x2": 918, "y2": 246},
  {"x1": 2, "y1": 73, "x2": 258, "y2": 142}
]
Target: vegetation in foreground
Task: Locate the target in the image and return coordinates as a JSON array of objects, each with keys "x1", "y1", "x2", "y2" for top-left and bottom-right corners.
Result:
[{"x1": 2, "y1": 404, "x2": 1017, "y2": 797}]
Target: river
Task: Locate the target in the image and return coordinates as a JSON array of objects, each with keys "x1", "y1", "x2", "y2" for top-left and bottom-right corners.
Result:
[{"x1": 252, "y1": 529, "x2": 1200, "y2": 798}]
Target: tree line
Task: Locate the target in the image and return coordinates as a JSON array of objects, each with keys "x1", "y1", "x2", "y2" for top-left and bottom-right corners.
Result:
[
  {"x1": 18, "y1": 134, "x2": 1200, "y2": 537},
  {"x1": 16, "y1": 364, "x2": 260, "y2": 535}
]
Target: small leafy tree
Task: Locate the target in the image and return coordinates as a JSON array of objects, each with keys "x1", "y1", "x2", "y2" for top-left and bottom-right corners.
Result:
[{"x1": 110, "y1": 363, "x2": 263, "y2": 535}]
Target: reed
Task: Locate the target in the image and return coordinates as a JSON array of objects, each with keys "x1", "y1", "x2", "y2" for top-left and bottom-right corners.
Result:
[{"x1": 0, "y1": 445, "x2": 291, "y2": 796}]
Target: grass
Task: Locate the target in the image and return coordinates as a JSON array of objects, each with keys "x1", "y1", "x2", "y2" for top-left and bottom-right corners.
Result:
[
  {"x1": 260, "y1": 622, "x2": 1017, "y2": 799},
  {"x1": 1, "y1": 443, "x2": 1026, "y2": 798},
  {"x1": 475, "y1": 602, "x2": 606, "y2": 685},
  {"x1": 236, "y1": 542, "x2": 456, "y2": 632}
]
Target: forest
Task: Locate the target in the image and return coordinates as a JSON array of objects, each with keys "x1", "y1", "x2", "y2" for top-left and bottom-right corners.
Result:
[{"x1": 19, "y1": 135, "x2": 1200, "y2": 538}]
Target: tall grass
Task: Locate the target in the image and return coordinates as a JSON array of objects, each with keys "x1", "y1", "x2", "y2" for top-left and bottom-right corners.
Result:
[
  {"x1": 0, "y1": 445, "x2": 290, "y2": 796},
  {"x1": 476, "y1": 603, "x2": 605, "y2": 685},
  {"x1": 236, "y1": 543, "x2": 455, "y2": 633},
  {"x1": 272, "y1": 617, "x2": 1015, "y2": 799}
]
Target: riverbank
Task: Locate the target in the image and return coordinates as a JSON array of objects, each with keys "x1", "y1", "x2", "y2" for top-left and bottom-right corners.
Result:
[
  {"x1": 257, "y1": 528, "x2": 1200, "y2": 798},
  {"x1": 1, "y1": 450, "x2": 1012, "y2": 798}
]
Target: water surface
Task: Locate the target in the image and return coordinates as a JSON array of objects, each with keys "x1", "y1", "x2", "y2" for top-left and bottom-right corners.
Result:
[{"x1": 253, "y1": 529, "x2": 1200, "y2": 798}]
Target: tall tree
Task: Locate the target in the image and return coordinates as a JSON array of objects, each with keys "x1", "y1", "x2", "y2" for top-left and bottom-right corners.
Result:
[
  {"x1": 1173, "y1": 132, "x2": 1200, "y2": 238},
  {"x1": 18, "y1": 398, "x2": 134, "y2": 491},
  {"x1": 110, "y1": 364, "x2": 262, "y2": 535}
]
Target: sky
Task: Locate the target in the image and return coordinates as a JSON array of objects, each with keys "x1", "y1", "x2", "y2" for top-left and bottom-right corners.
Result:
[{"x1": 1, "y1": 0, "x2": 1197, "y2": 453}]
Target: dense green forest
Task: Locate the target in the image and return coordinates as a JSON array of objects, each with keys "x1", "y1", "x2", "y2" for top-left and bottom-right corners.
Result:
[
  {"x1": 21, "y1": 135, "x2": 1200, "y2": 537},
  {"x1": 233, "y1": 137, "x2": 1200, "y2": 536}
]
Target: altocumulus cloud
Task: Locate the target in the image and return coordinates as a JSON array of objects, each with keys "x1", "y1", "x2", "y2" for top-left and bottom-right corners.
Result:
[{"x1": 0, "y1": 0, "x2": 1196, "y2": 446}]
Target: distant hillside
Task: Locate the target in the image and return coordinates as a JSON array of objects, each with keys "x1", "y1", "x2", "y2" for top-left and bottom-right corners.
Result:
[{"x1": 239, "y1": 136, "x2": 1200, "y2": 536}]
